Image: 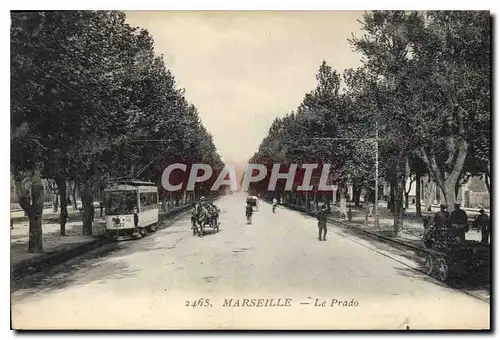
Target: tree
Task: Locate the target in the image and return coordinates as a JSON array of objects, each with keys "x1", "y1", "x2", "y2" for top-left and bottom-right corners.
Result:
[
  {"x1": 410, "y1": 11, "x2": 490, "y2": 206},
  {"x1": 349, "y1": 10, "x2": 490, "y2": 230},
  {"x1": 12, "y1": 11, "x2": 224, "y2": 249}
]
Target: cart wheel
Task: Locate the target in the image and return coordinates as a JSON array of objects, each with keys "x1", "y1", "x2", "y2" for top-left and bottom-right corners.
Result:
[
  {"x1": 436, "y1": 258, "x2": 449, "y2": 282},
  {"x1": 424, "y1": 255, "x2": 434, "y2": 276},
  {"x1": 149, "y1": 223, "x2": 157, "y2": 233},
  {"x1": 106, "y1": 232, "x2": 119, "y2": 241}
]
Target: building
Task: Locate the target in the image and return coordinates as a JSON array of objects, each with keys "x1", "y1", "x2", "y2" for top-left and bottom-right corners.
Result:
[
  {"x1": 404, "y1": 175, "x2": 490, "y2": 209},
  {"x1": 10, "y1": 175, "x2": 80, "y2": 211}
]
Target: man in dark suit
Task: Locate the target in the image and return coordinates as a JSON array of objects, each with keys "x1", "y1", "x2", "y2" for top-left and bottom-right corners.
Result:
[
  {"x1": 317, "y1": 205, "x2": 328, "y2": 241},
  {"x1": 433, "y1": 204, "x2": 450, "y2": 228},
  {"x1": 450, "y1": 202, "x2": 468, "y2": 241}
]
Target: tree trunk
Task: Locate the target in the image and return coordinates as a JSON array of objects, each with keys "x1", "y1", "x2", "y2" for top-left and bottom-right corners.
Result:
[
  {"x1": 72, "y1": 181, "x2": 78, "y2": 210},
  {"x1": 389, "y1": 179, "x2": 395, "y2": 213},
  {"x1": 455, "y1": 180, "x2": 461, "y2": 201},
  {"x1": 415, "y1": 173, "x2": 422, "y2": 216},
  {"x1": 392, "y1": 154, "x2": 408, "y2": 236},
  {"x1": 418, "y1": 140, "x2": 468, "y2": 207},
  {"x1": 52, "y1": 191, "x2": 59, "y2": 213},
  {"x1": 56, "y1": 177, "x2": 68, "y2": 236},
  {"x1": 393, "y1": 182, "x2": 405, "y2": 236},
  {"x1": 353, "y1": 184, "x2": 361, "y2": 207},
  {"x1": 162, "y1": 194, "x2": 167, "y2": 211},
  {"x1": 79, "y1": 181, "x2": 94, "y2": 236},
  {"x1": 423, "y1": 178, "x2": 433, "y2": 211},
  {"x1": 15, "y1": 167, "x2": 44, "y2": 253},
  {"x1": 442, "y1": 182, "x2": 457, "y2": 210},
  {"x1": 485, "y1": 172, "x2": 490, "y2": 195}
]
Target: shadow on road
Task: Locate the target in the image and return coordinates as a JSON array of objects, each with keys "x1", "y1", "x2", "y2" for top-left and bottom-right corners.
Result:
[
  {"x1": 11, "y1": 241, "x2": 133, "y2": 299},
  {"x1": 11, "y1": 217, "x2": 192, "y2": 298}
]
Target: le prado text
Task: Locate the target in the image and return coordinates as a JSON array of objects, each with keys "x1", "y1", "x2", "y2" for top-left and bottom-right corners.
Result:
[{"x1": 220, "y1": 298, "x2": 360, "y2": 308}]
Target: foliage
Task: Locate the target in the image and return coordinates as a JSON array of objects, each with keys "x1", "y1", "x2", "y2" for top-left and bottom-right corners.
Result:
[{"x1": 11, "y1": 10, "x2": 223, "y2": 249}]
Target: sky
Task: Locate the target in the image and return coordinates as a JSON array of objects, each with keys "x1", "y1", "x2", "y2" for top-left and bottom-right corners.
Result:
[{"x1": 125, "y1": 11, "x2": 365, "y2": 168}]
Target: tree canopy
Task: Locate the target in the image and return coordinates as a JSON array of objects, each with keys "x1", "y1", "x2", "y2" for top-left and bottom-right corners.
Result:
[
  {"x1": 11, "y1": 11, "x2": 224, "y2": 251},
  {"x1": 249, "y1": 11, "x2": 490, "y2": 227}
]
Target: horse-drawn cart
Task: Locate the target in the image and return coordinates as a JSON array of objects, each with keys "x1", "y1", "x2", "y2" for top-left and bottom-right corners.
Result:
[
  {"x1": 191, "y1": 203, "x2": 220, "y2": 237},
  {"x1": 422, "y1": 223, "x2": 490, "y2": 282}
]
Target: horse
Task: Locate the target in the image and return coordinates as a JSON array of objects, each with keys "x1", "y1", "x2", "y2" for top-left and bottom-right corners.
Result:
[{"x1": 191, "y1": 205, "x2": 211, "y2": 236}]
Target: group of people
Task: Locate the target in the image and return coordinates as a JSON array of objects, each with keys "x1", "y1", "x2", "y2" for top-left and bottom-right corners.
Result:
[
  {"x1": 245, "y1": 196, "x2": 279, "y2": 224},
  {"x1": 192, "y1": 196, "x2": 220, "y2": 226},
  {"x1": 433, "y1": 202, "x2": 490, "y2": 244}
]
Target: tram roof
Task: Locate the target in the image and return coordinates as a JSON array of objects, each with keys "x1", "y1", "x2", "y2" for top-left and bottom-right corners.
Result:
[{"x1": 108, "y1": 180, "x2": 156, "y2": 187}]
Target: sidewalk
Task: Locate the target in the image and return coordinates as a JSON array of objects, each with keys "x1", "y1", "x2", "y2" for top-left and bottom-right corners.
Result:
[
  {"x1": 327, "y1": 204, "x2": 484, "y2": 248},
  {"x1": 10, "y1": 201, "x2": 101, "y2": 223},
  {"x1": 10, "y1": 202, "x2": 198, "y2": 279},
  {"x1": 283, "y1": 202, "x2": 484, "y2": 248}
]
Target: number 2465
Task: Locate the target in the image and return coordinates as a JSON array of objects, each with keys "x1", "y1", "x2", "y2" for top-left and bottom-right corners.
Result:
[{"x1": 185, "y1": 298, "x2": 212, "y2": 307}]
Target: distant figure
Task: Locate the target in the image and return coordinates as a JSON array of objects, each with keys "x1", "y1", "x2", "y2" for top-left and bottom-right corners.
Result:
[
  {"x1": 10, "y1": 219, "x2": 13, "y2": 230},
  {"x1": 340, "y1": 197, "x2": 347, "y2": 220},
  {"x1": 473, "y1": 208, "x2": 490, "y2": 244},
  {"x1": 367, "y1": 203, "x2": 374, "y2": 217},
  {"x1": 272, "y1": 197, "x2": 278, "y2": 213},
  {"x1": 246, "y1": 203, "x2": 253, "y2": 224},
  {"x1": 433, "y1": 204, "x2": 450, "y2": 229},
  {"x1": 59, "y1": 206, "x2": 68, "y2": 235},
  {"x1": 450, "y1": 202, "x2": 468, "y2": 241},
  {"x1": 100, "y1": 201, "x2": 104, "y2": 217},
  {"x1": 133, "y1": 206, "x2": 139, "y2": 228},
  {"x1": 317, "y1": 205, "x2": 328, "y2": 241}
]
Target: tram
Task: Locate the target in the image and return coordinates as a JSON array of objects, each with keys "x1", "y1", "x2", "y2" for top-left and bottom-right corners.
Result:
[{"x1": 103, "y1": 180, "x2": 159, "y2": 240}]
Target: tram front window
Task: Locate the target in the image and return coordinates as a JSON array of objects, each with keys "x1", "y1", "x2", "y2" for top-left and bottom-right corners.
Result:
[{"x1": 105, "y1": 191, "x2": 137, "y2": 215}]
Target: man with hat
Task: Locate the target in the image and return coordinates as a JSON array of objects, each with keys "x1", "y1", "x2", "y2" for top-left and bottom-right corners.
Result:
[
  {"x1": 473, "y1": 208, "x2": 490, "y2": 244},
  {"x1": 450, "y1": 201, "x2": 468, "y2": 241},
  {"x1": 317, "y1": 205, "x2": 328, "y2": 241}
]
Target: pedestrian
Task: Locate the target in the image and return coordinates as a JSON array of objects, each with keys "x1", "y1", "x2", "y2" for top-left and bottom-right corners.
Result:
[
  {"x1": 340, "y1": 197, "x2": 347, "y2": 220},
  {"x1": 473, "y1": 208, "x2": 490, "y2": 244},
  {"x1": 433, "y1": 204, "x2": 450, "y2": 229},
  {"x1": 246, "y1": 203, "x2": 253, "y2": 224},
  {"x1": 450, "y1": 202, "x2": 468, "y2": 241},
  {"x1": 272, "y1": 197, "x2": 278, "y2": 213},
  {"x1": 133, "y1": 205, "x2": 139, "y2": 229},
  {"x1": 317, "y1": 205, "x2": 328, "y2": 241},
  {"x1": 100, "y1": 200, "x2": 104, "y2": 217}
]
